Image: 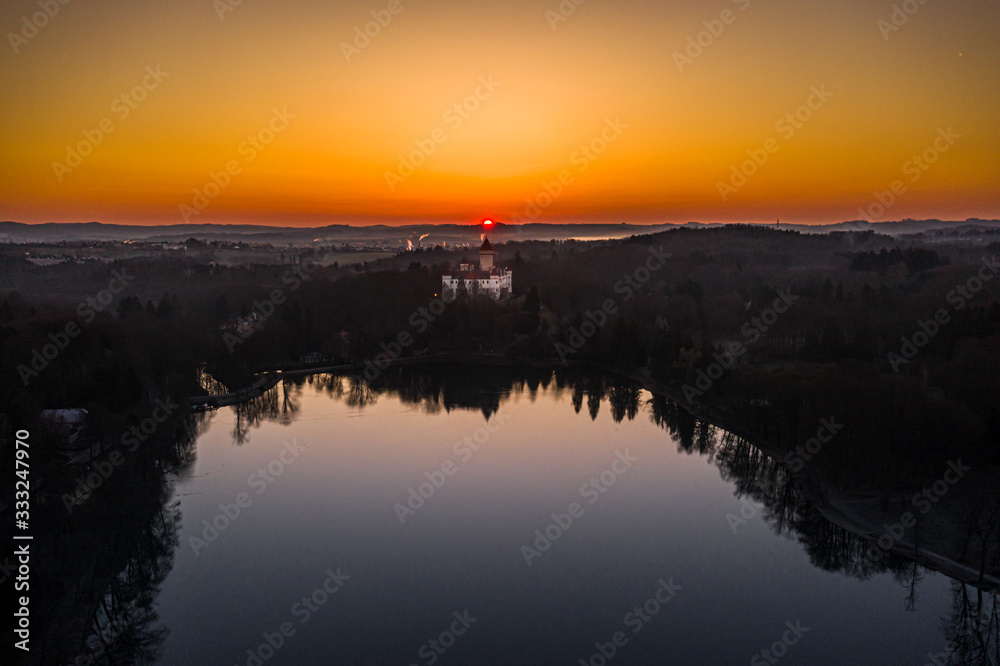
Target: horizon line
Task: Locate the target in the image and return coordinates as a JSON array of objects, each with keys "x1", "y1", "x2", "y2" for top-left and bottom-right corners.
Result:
[{"x1": 3, "y1": 217, "x2": 999, "y2": 230}]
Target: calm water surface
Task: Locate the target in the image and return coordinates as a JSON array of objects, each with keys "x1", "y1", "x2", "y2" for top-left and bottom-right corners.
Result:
[{"x1": 151, "y1": 376, "x2": 958, "y2": 665}]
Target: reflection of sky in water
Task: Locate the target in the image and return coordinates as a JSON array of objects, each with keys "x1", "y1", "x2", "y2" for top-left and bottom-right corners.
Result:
[{"x1": 154, "y1": 379, "x2": 955, "y2": 665}]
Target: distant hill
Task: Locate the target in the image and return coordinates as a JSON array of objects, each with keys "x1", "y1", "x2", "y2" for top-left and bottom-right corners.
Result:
[
  {"x1": 778, "y1": 218, "x2": 1000, "y2": 236},
  {"x1": 0, "y1": 221, "x2": 679, "y2": 245},
  {"x1": 0, "y1": 218, "x2": 997, "y2": 246}
]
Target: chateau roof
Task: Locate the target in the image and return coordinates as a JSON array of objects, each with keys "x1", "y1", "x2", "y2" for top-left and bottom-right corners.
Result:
[
  {"x1": 480, "y1": 237, "x2": 494, "y2": 252},
  {"x1": 443, "y1": 266, "x2": 504, "y2": 280}
]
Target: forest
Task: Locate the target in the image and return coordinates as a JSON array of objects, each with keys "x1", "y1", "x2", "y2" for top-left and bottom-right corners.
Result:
[{"x1": 1, "y1": 224, "x2": 999, "y2": 462}]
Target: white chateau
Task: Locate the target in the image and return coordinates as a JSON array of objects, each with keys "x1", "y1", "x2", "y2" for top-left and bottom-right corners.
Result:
[{"x1": 441, "y1": 237, "x2": 512, "y2": 301}]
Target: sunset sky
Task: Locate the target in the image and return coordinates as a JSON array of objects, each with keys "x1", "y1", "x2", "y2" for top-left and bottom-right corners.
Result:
[{"x1": 1, "y1": 0, "x2": 998, "y2": 226}]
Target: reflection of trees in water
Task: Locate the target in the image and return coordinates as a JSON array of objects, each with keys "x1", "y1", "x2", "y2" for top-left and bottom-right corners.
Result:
[
  {"x1": 345, "y1": 374, "x2": 378, "y2": 409},
  {"x1": 293, "y1": 372, "x2": 377, "y2": 409},
  {"x1": 278, "y1": 380, "x2": 302, "y2": 426},
  {"x1": 569, "y1": 375, "x2": 605, "y2": 420},
  {"x1": 363, "y1": 366, "x2": 562, "y2": 420},
  {"x1": 933, "y1": 581, "x2": 1000, "y2": 665},
  {"x1": 587, "y1": 386, "x2": 601, "y2": 420},
  {"x1": 222, "y1": 368, "x2": 645, "y2": 436},
  {"x1": 230, "y1": 384, "x2": 283, "y2": 444},
  {"x1": 650, "y1": 393, "x2": 1000, "y2": 664},
  {"x1": 39, "y1": 411, "x2": 203, "y2": 666},
  {"x1": 649, "y1": 394, "x2": 720, "y2": 456},
  {"x1": 309, "y1": 372, "x2": 346, "y2": 400},
  {"x1": 608, "y1": 382, "x2": 640, "y2": 423},
  {"x1": 648, "y1": 394, "x2": 698, "y2": 451},
  {"x1": 300, "y1": 368, "x2": 640, "y2": 423},
  {"x1": 564, "y1": 376, "x2": 641, "y2": 423},
  {"x1": 945, "y1": 581, "x2": 999, "y2": 665},
  {"x1": 571, "y1": 383, "x2": 585, "y2": 414},
  {"x1": 170, "y1": 409, "x2": 208, "y2": 468},
  {"x1": 77, "y1": 500, "x2": 180, "y2": 665},
  {"x1": 654, "y1": 395, "x2": 924, "y2": 581},
  {"x1": 375, "y1": 369, "x2": 444, "y2": 414},
  {"x1": 959, "y1": 478, "x2": 1000, "y2": 587},
  {"x1": 74, "y1": 415, "x2": 200, "y2": 665}
]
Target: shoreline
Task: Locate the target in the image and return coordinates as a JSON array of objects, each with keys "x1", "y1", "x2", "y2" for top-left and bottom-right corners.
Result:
[{"x1": 192, "y1": 353, "x2": 1000, "y2": 591}]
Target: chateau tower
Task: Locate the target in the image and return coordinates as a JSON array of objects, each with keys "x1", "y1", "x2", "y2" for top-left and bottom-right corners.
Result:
[{"x1": 479, "y1": 236, "x2": 496, "y2": 270}]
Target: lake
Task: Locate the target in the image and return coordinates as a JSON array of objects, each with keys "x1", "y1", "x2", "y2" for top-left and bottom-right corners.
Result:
[{"x1": 65, "y1": 369, "x2": 997, "y2": 665}]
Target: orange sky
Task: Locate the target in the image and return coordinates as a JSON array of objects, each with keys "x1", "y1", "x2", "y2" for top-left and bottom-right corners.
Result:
[{"x1": 1, "y1": 0, "x2": 998, "y2": 226}]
